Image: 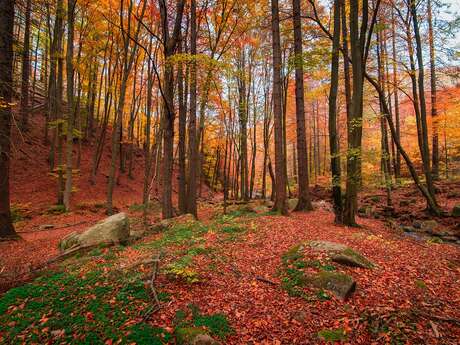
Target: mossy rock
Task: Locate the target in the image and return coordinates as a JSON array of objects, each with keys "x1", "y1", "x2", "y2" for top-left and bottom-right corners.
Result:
[
  {"x1": 307, "y1": 241, "x2": 374, "y2": 269},
  {"x1": 308, "y1": 271, "x2": 356, "y2": 300},
  {"x1": 175, "y1": 327, "x2": 218, "y2": 345}
]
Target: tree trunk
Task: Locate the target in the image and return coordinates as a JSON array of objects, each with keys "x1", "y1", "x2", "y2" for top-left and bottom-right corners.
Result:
[
  {"x1": 0, "y1": 0, "x2": 17, "y2": 238},
  {"x1": 271, "y1": 0, "x2": 288, "y2": 215},
  {"x1": 20, "y1": 0, "x2": 32, "y2": 131},
  {"x1": 292, "y1": 0, "x2": 313, "y2": 211},
  {"x1": 427, "y1": 0, "x2": 439, "y2": 179},
  {"x1": 63, "y1": 0, "x2": 76, "y2": 211},
  {"x1": 328, "y1": 0, "x2": 343, "y2": 223},
  {"x1": 186, "y1": 0, "x2": 198, "y2": 217}
]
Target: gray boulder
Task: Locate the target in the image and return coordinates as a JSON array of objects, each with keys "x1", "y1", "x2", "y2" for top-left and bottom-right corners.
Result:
[
  {"x1": 59, "y1": 213, "x2": 129, "y2": 251},
  {"x1": 307, "y1": 240, "x2": 374, "y2": 269},
  {"x1": 308, "y1": 271, "x2": 356, "y2": 300}
]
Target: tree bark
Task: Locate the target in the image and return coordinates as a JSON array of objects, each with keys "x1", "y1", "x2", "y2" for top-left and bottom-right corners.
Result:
[
  {"x1": 271, "y1": 0, "x2": 288, "y2": 215},
  {"x1": 20, "y1": 0, "x2": 32, "y2": 131},
  {"x1": 328, "y1": 0, "x2": 342, "y2": 223},
  {"x1": 0, "y1": 0, "x2": 17, "y2": 238},
  {"x1": 292, "y1": 0, "x2": 313, "y2": 211}
]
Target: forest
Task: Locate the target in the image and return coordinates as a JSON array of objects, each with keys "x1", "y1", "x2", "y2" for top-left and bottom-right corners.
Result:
[{"x1": 0, "y1": 0, "x2": 459, "y2": 343}]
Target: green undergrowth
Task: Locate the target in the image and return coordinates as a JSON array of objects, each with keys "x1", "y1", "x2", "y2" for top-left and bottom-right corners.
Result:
[
  {"x1": 317, "y1": 328, "x2": 347, "y2": 342},
  {"x1": 0, "y1": 269, "x2": 171, "y2": 344},
  {"x1": 280, "y1": 245, "x2": 338, "y2": 301},
  {"x1": 0, "y1": 214, "x2": 241, "y2": 344},
  {"x1": 173, "y1": 304, "x2": 233, "y2": 342}
]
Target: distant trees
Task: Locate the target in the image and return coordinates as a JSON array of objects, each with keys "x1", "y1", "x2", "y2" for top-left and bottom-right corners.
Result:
[{"x1": 5, "y1": 0, "x2": 456, "y2": 226}]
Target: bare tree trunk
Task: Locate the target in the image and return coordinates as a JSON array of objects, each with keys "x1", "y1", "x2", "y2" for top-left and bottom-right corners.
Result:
[
  {"x1": 63, "y1": 0, "x2": 76, "y2": 211},
  {"x1": 20, "y1": 0, "x2": 32, "y2": 131},
  {"x1": 410, "y1": 0, "x2": 438, "y2": 207},
  {"x1": 292, "y1": 0, "x2": 313, "y2": 211},
  {"x1": 328, "y1": 0, "x2": 343, "y2": 223},
  {"x1": 271, "y1": 0, "x2": 288, "y2": 214},
  {"x1": 178, "y1": 39, "x2": 187, "y2": 214},
  {"x1": 159, "y1": 0, "x2": 185, "y2": 219},
  {"x1": 427, "y1": 0, "x2": 439, "y2": 179},
  {"x1": 0, "y1": 0, "x2": 17, "y2": 238}
]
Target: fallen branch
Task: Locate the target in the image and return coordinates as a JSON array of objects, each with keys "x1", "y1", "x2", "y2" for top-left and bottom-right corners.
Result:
[
  {"x1": 255, "y1": 275, "x2": 278, "y2": 286},
  {"x1": 143, "y1": 253, "x2": 162, "y2": 321},
  {"x1": 419, "y1": 312, "x2": 460, "y2": 326}
]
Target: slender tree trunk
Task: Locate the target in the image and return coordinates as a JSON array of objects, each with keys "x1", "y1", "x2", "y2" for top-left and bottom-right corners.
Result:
[
  {"x1": 292, "y1": 0, "x2": 313, "y2": 211},
  {"x1": 159, "y1": 0, "x2": 185, "y2": 219},
  {"x1": 271, "y1": 0, "x2": 288, "y2": 214},
  {"x1": 328, "y1": 0, "x2": 343, "y2": 223},
  {"x1": 63, "y1": 0, "x2": 76, "y2": 211},
  {"x1": 20, "y1": 0, "x2": 32, "y2": 131},
  {"x1": 410, "y1": 0, "x2": 438, "y2": 206},
  {"x1": 427, "y1": 0, "x2": 439, "y2": 179},
  {"x1": 186, "y1": 0, "x2": 198, "y2": 217},
  {"x1": 178, "y1": 40, "x2": 187, "y2": 214}
]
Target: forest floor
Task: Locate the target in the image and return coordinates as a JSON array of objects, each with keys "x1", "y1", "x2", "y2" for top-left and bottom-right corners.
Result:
[{"x1": 1, "y1": 114, "x2": 460, "y2": 344}]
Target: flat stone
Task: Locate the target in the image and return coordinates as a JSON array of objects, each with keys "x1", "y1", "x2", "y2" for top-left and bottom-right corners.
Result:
[{"x1": 308, "y1": 271, "x2": 356, "y2": 300}]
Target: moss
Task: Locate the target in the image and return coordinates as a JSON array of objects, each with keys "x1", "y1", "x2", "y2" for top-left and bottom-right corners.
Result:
[
  {"x1": 338, "y1": 248, "x2": 374, "y2": 268},
  {"x1": 415, "y1": 279, "x2": 427, "y2": 289},
  {"x1": 317, "y1": 328, "x2": 347, "y2": 342},
  {"x1": 282, "y1": 244, "x2": 304, "y2": 264},
  {"x1": 44, "y1": 204, "x2": 67, "y2": 215},
  {"x1": 175, "y1": 327, "x2": 208, "y2": 345}
]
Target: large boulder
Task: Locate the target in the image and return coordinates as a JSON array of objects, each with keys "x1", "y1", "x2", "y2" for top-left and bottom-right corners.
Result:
[
  {"x1": 59, "y1": 213, "x2": 129, "y2": 251},
  {"x1": 308, "y1": 271, "x2": 356, "y2": 300},
  {"x1": 307, "y1": 240, "x2": 374, "y2": 269}
]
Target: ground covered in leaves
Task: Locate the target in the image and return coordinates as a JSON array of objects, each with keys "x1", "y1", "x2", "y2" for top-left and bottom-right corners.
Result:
[{"x1": 1, "y1": 205, "x2": 459, "y2": 344}]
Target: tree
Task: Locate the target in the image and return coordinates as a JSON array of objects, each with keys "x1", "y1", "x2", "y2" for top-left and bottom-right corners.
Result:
[
  {"x1": 20, "y1": 0, "x2": 32, "y2": 131},
  {"x1": 63, "y1": 0, "x2": 76, "y2": 211},
  {"x1": 271, "y1": 0, "x2": 288, "y2": 215},
  {"x1": 292, "y1": 0, "x2": 313, "y2": 212},
  {"x1": 427, "y1": 0, "x2": 439, "y2": 179},
  {"x1": 159, "y1": 0, "x2": 185, "y2": 219},
  {"x1": 187, "y1": 0, "x2": 198, "y2": 217},
  {"x1": 328, "y1": 0, "x2": 342, "y2": 222},
  {"x1": 0, "y1": 0, "x2": 17, "y2": 238}
]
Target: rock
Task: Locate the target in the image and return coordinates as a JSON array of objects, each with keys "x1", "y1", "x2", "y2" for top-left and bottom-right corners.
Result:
[
  {"x1": 191, "y1": 334, "x2": 219, "y2": 345},
  {"x1": 288, "y1": 198, "x2": 299, "y2": 210},
  {"x1": 308, "y1": 271, "x2": 356, "y2": 300},
  {"x1": 421, "y1": 220, "x2": 438, "y2": 232},
  {"x1": 311, "y1": 200, "x2": 333, "y2": 212},
  {"x1": 452, "y1": 205, "x2": 460, "y2": 217},
  {"x1": 330, "y1": 250, "x2": 374, "y2": 269},
  {"x1": 39, "y1": 224, "x2": 55, "y2": 230},
  {"x1": 59, "y1": 213, "x2": 129, "y2": 251},
  {"x1": 175, "y1": 327, "x2": 218, "y2": 345},
  {"x1": 307, "y1": 241, "x2": 374, "y2": 269}
]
